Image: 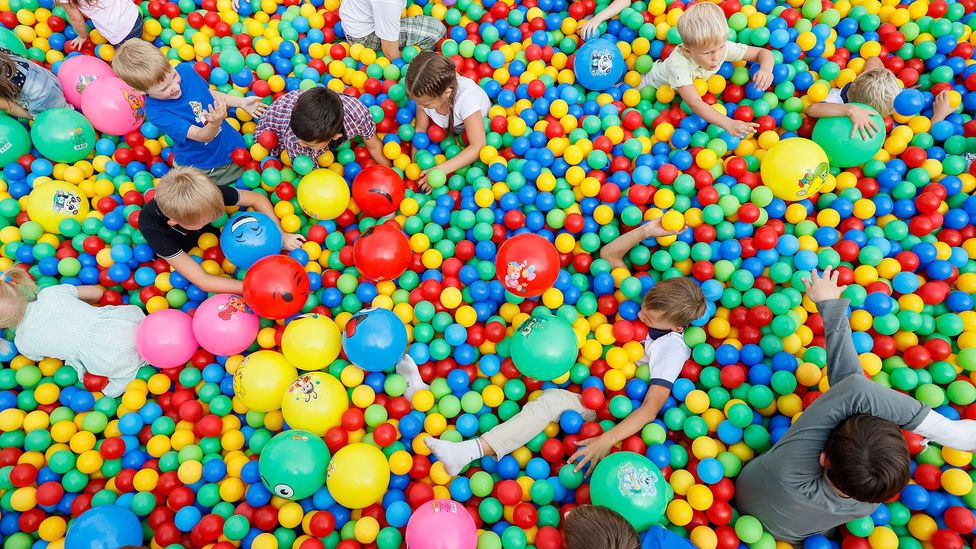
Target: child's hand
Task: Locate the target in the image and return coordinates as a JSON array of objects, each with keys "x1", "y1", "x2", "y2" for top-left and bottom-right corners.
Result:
[
  {"x1": 207, "y1": 97, "x2": 229, "y2": 124},
  {"x1": 282, "y1": 233, "x2": 306, "y2": 251},
  {"x1": 569, "y1": 433, "x2": 615, "y2": 476},
  {"x1": 932, "y1": 90, "x2": 953, "y2": 122},
  {"x1": 417, "y1": 171, "x2": 432, "y2": 194},
  {"x1": 752, "y1": 68, "x2": 773, "y2": 90},
  {"x1": 578, "y1": 19, "x2": 603, "y2": 39},
  {"x1": 241, "y1": 97, "x2": 268, "y2": 118},
  {"x1": 70, "y1": 35, "x2": 88, "y2": 50},
  {"x1": 723, "y1": 118, "x2": 759, "y2": 138},
  {"x1": 845, "y1": 105, "x2": 879, "y2": 140},
  {"x1": 641, "y1": 217, "x2": 683, "y2": 238},
  {"x1": 802, "y1": 266, "x2": 848, "y2": 303}
]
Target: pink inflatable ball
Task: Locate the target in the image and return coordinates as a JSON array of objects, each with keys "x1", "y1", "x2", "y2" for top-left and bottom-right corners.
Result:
[
  {"x1": 80, "y1": 77, "x2": 145, "y2": 135},
  {"x1": 56, "y1": 55, "x2": 115, "y2": 108},
  {"x1": 136, "y1": 309, "x2": 198, "y2": 368},
  {"x1": 191, "y1": 294, "x2": 259, "y2": 356},
  {"x1": 405, "y1": 499, "x2": 477, "y2": 549}
]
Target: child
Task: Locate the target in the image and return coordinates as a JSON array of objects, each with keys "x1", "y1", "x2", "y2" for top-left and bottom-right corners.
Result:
[
  {"x1": 404, "y1": 52, "x2": 490, "y2": 192},
  {"x1": 0, "y1": 267, "x2": 144, "y2": 397},
  {"x1": 735, "y1": 267, "x2": 976, "y2": 545},
  {"x1": 138, "y1": 167, "x2": 304, "y2": 294},
  {"x1": 577, "y1": 0, "x2": 632, "y2": 39},
  {"x1": 112, "y1": 39, "x2": 267, "y2": 185},
  {"x1": 807, "y1": 57, "x2": 900, "y2": 139},
  {"x1": 0, "y1": 49, "x2": 69, "y2": 119},
  {"x1": 339, "y1": 0, "x2": 445, "y2": 61},
  {"x1": 254, "y1": 87, "x2": 390, "y2": 166},
  {"x1": 637, "y1": 2, "x2": 774, "y2": 138},
  {"x1": 61, "y1": 0, "x2": 144, "y2": 49},
  {"x1": 562, "y1": 506, "x2": 696, "y2": 549}
]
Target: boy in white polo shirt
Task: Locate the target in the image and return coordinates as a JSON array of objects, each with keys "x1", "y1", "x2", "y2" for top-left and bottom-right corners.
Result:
[{"x1": 339, "y1": 0, "x2": 445, "y2": 61}]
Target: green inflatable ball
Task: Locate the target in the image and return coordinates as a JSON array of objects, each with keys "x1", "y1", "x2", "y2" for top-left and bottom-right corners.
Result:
[
  {"x1": 30, "y1": 108, "x2": 96, "y2": 164},
  {"x1": 0, "y1": 28, "x2": 27, "y2": 56},
  {"x1": 258, "y1": 430, "x2": 330, "y2": 500},
  {"x1": 0, "y1": 115, "x2": 29, "y2": 167},
  {"x1": 810, "y1": 103, "x2": 885, "y2": 168},
  {"x1": 589, "y1": 452, "x2": 673, "y2": 531},
  {"x1": 510, "y1": 314, "x2": 578, "y2": 381}
]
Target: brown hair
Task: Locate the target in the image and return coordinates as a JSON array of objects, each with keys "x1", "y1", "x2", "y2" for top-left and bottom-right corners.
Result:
[
  {"x1": 847, "y1": 67, "x2": 901, "y2": 117},
  {"x1": 0, "y1": 266, "x2": 39, "y2": 328},
  {"x1": 112, "y1": 39, "x2": 172, "y2": 92},
  {"x1": 641, "y1": 277, "x2": 706, "y2": 327},
  {"x1": 0, "y1": 51, "x2": 23, "y2": 101},
  {"x1": 154, "y1": 167, "x2": 225, "y2": 226},
  {"x1": 824, "y1": 415, "x2": 911, "y2": 503},
  {"x1": 564, "y1": 505, "x2": 640, "y2": 549},
  {"x1": 404, "y1": 52, "x2": 460, "y2": 131}
]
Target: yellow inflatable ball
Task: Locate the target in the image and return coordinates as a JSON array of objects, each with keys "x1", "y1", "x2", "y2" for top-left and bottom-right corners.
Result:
[
  {"x1": 326, "y1": 443, "x2": 390, "y2": 508},
  {"x1": 232, "y1": 350, "x2": 297, "y2": 412},
  {"x1": 280, "y1": 371, "x2": 349, "y2": 436},
  {"x1": 760, "y1": 138, "x2": 830, "y2": 201},
  {"x1": 26, "y1": 181, "x2": 90, "y2": 234},
  {"x1": 297, "y1": 169, "x2": 350, "y2": 220},
  {"x1": 281, "y1": 314, "x2": 342, "y2": 370}
]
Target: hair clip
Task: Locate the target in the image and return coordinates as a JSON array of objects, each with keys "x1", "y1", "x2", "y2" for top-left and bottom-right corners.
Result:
[{"x1": 1, "y1": 272, "x2": 11, "y2": 284}]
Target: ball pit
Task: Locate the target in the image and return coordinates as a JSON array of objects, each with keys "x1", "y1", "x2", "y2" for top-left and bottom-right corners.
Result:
[{"x1": 0, "y1": 0, "x2": 974, "y2": 547}]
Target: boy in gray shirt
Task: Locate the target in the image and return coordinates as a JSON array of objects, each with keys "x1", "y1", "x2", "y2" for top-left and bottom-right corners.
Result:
[{"x1": 736, "y1": 267, "x2": 976, "y2": 545}]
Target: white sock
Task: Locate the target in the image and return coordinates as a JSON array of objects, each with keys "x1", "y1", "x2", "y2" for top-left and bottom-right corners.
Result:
[
  {"x1": 639, "y1": 72, "x2": 653, "y2": 89},
  {"x1": 396, "y1": 354, "x2": 430, "y2": 401},
  {"x1": 424, "y1": 437, "x2": 483, "y2": 476}
]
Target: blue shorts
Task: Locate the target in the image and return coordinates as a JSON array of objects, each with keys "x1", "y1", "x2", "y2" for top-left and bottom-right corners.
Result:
[
  {"x1": 19, "y1": 65, "x2": 69, "y2": 118},
  {"x1": 111, "y1": 17, "x2": 145, "y2": 47}
]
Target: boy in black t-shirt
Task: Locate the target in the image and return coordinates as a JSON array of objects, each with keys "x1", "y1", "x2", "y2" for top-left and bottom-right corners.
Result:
[{"x1": 138, "y1": 167, "x2": 304, "y2": 294}]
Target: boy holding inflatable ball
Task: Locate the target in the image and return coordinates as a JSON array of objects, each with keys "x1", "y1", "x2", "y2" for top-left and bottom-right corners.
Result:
[
  {"x1": 806, "y1": 56, "x2": 902, "y2": 139},
  {"x1": 735, "y1": 267, "x2": 976, "y2": 545}
]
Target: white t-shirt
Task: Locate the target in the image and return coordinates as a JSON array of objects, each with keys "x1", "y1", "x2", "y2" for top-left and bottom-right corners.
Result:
[
  {"x1": 637, "y1": 331, "x2": 690, "y2": 389},
  {"x1": 61, "y1": 0, "x2": 139, "y2": 45},
  {"x1": 423, "y1": 75, "x2": 490, "y2": 130},
  {"x1": 339, "y1": 0, "x2": 404, "y2": 42},
  {"x1": 639, "y1": 40, "x2": 748, "y2": 90}
]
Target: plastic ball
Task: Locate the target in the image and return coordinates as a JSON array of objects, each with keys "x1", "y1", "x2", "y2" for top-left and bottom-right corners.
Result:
[
  {"x1": 26, "y1": 180, "x2": 90, "y2": 234},
  {"x1": 0, "y1": 114, "x2": 30, "y2": 166},
  {"x1": 191, "y1": 293, "x2": 259, "y2": 356},
  {"x1": 495, "y1": 233, "x2": 561, "y2": 297},
  {"x1": 232, "y1": 350, "x2": 297, "y2": 412},
  {"x1": 280, "y1": 371, "x2": 349, "y2": 435},
  {"x1": 80, "y1": 77, "x2": 145, "y2": 136},
  {"x1": 281, "y1": 314, "x2": 342, "y2": 370},
  {"x1": 351, "y1": 165, "x2": 405, "y2": 217},
  {"x1": 573, "y1": 38, "x2": 626, "y2": 91},
  {"x1": 353, "y1": 222, "x2": 411, "y2": 281},
  {"x1": 326, "y1": 443, "x2": 391, "y2": 508},
  {"x1": 511, "y1": 314, "x2": 579, "y2": 380},
  {"x1": 56, "y1": 55, "x2": 116, "y2": 108},
  {"x1": 258, "y1": 430, "x2": 330, "y2": 500},
  {"x1": 760, "y1": 138, "x2": 830, "y2": 201},
  {"x1": 136, "y1": 309, "x2": 198, "y2": 368},
  {"x1": 341, "y1": 307, "x2": 408, "y2": 372},
  {"x1": 30, "y1": 108, "x2": 96, "y2": 163},
  {"x1": 220, "y1": 211, "x2": 283, "y2": 269},
  {"x1": 297, "y1": 168, "x2": 351, "y2": 220},
  {"x1": 243, "y1": 255, "x2": 311, "y2": 319},
  {"x1": 64, "y1": 505, "x2": 143, "y2": 549},
  {"x1": 405, "y1": 499, "x2": 477, "y2": 549},
  {"x1": 810, "y1": 104, "x2": 885, "y2": 167},
  {"x1": 589, "y1": 451, "x2": 673, "y2": 531}
]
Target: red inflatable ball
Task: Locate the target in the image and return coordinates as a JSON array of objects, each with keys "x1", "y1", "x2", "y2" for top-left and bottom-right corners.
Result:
[
  {"x1": 351, "y1": 165, "x2": 405, "y2": 218},
  {"x1": 495, "y1": 233, "x2": 560, "y2": 297},
  {"x1": 353, "y1": 222, "x2": 411, "y2": 281},
  {"x1": 243, "y1": 255, "x2": 310, "y2": 319}
]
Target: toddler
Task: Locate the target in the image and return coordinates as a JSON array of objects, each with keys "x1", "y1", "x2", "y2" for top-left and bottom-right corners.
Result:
[
  {"x1": 61, "y1": 0, "x2": 144, "y2": 49},
  {"x1": 807, "y1": 56, "x2": 901, "y2": 139},
  {"x1": 0, "y1": 48, "x2": 69, "y2": 119}
]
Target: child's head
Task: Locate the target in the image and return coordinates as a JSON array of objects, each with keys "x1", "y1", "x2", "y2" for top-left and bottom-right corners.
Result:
[
  {"x1": 154, "y1": 167, "x2": 225, "y2": 230},
  {"x1": 290, "y1": 88, "x2": 346, "y2": 151},
  {"x1": 676, "y1": 2, "x2": 729, "y2": 71},
  {"x1": 639, "y1": 277, "x2": 706, "y2": 332},
  {"x1": 405, "y1": 52, "x2": 460, "y2": 128},
  {"x1": 112, "y1": 39, "x2": 180, "y2": 100},
  {"x1": 822, "y1": 414, "x2": 911, "y2": 503},
  {"x1": 0, "y1": 51, "x2": 23, "y2": 101},
  {"x1": 563, "y1": 505, "x2": 640, "y2": 549},
  {"x1": 847, "y1": 68, "x2": 900, "y2": 117},
  {"x1": 0, "y1": 267, "x2": 38, "y2": 328}
]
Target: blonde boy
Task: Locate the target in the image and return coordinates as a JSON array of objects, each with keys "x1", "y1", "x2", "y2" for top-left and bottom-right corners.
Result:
[
  {"x1": 638, "y1": 2, "x2": 774, "y2": 138},
  {"x1": 807, "y1": 57, "x2": 901, "y2": 139}
]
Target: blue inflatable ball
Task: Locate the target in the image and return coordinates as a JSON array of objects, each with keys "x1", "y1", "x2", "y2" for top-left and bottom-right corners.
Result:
[
  {"x1": 641, "y1": 526, "x2": 696, "y2": 549},
  {"x1": 893, "y1": 89, "x2": 925, "y2": 116},
  {"x1": 341, "y1": 307, "x2": 408, "y2": 372},
  {"x1": 65, "y1": 505, "x2": 143, "y2": 549},
  {"x1": 573, "y1": 38, "x2": 626, "y2": 91},
  {"x1": 219, "y1": 211, "x2": 283, "y2": 269}
]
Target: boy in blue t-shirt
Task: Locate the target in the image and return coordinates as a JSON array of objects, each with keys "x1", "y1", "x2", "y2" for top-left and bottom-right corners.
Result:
[{"x1": 112, "y1": 39, "x2": 267, "y2": 185}]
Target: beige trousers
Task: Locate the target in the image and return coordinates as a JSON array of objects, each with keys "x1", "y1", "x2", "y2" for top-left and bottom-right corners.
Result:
[{"x1": 482, "y1": 389, "x2": 597, "y2": 458}]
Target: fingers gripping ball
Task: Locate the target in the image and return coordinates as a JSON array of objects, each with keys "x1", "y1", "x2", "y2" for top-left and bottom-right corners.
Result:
[
  {"x1": 342, "y1": 307, "x2": 408, "y2": 372},
  {"x1": 511, "y1": 314, "x2": 579, "y2": 381},
  {"x1": 243, "y1": 255, "x2": 310, "y2": 319},
  {"x1": 30, "y1": 108, "x2": 96, "y2": 164},
  {"x1": 495, "y1": 233, "x2": 561, "y2": 297},
  {"x1": 297, "y1": 168, "x2": 350, "y2": 220},
  {"x1": 136, "y1": 309, "x2": 198, "y2": 369},
  {"x1": 352, "y1": 223, "x2": 411, "y2": 281},
  {"x1": 220, "y1": 212, "x2": 283, "y2": 269},
  {"x1": 26, "y1": 181, "x2": 90, "y2": 234},
  {"x1": 56, "y1": 55, "x2": 115, "y2": 108},
  {"x1": 232, "y1": 350, "x2": 297, "y2": 412},
  {"x1": 64, "y1": 505, "x2": 143, "y2": 549},
  {"x1": 0, "y1": 115, "x2": 29, "y2": 167},
  {"x1": 258, "y1": 430, "x2": 330, "y2": 501},
  {"x1": 351, "y1": 165, "x2": 405, "y2": 217},
  {"x1": 280, "y1": 372, "x2": 349, "y2": 436},
  {"x1": 191, "y1": 294, "x2": 259, "y2": 356},
  {"x1": 281, "y1": 314, "x2": 342, "y2": 370},
  {"x1": 326, "y1": 443, "x2": 391, "y2": 509},
  {"x1": 811, "y1": 103, "x2": 884, "y2": 167},
  {"x1": 590, "y1": 452, "x2": 673, "y2": 532},
  {"x1": 80, "y1": 77, "x2": 146, "y2": 136},
  {"x1": 760, "y1": 138, "x2": 830, "y2": 201},
  {"x1": 573, "y1": 38, "x2": 626, "y2": 91},
  {"x1": 405, "y1": 499, "x2": 478, "y2": 549}
]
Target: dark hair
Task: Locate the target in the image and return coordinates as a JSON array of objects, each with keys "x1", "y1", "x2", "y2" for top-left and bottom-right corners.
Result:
[
  {"x1": 404, "y1": 51, "x2": 459, "y2": 131},
  {"x1": 290, "y1": 87, "x2": 345, "y2": 146},
  {"x1": 824, "y1": 415, "x2": 911, "y2": 503},
  {"x1": 563, "y1": 505, "x2": 640, "y2": 549},
  {"x1": 0, "y1": 50, "x2": 23, "y2": 101}
]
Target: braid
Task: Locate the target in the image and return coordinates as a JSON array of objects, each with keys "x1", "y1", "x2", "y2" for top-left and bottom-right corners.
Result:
[{"x1": 405, "y1": 51, "x2": 460, "y2": 130}]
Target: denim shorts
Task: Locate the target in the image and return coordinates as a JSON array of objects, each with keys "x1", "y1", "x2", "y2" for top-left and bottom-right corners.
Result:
[
  {"x1": 111, "y1": 17, "x2": 145, "y2": 47},
  {"x1": 19, "y1": 65, "x2": 69, "y2": 118}
]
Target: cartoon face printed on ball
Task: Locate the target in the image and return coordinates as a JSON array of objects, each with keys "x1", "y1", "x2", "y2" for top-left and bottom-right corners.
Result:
[
  {"x1": 52, "y1": 189, "x2": 81, "y2": 215},
  {"x1": 797, "y1": 161, "x2": 830, "y2": 197},
  {"x1": 344, "y1": 307, "x2": 376, "y2": 338}
]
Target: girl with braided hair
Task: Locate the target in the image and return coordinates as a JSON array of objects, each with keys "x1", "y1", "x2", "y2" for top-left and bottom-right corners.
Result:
[
  {"x1": 0, "y1": 49, "x2": 69, "y2": 119},
  {"x1": 405, "y1": 51, "x2": 490, "y2": 191}
]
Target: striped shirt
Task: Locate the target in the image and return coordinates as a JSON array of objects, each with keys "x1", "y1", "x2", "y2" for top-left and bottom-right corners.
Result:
[{"x1": 255, "y1": 89, "x2": 377, "y2": 158}]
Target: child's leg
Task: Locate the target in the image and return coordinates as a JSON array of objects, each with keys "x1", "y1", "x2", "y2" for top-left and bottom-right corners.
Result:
[
  {"x1": 395, "y1": 353, "x2": 430, "y2": 400},
  {"x1": 398, "y1": 16, "x2": 446, "y2": 50}
]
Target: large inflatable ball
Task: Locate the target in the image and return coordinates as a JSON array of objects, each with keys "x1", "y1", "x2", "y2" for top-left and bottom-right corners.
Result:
[
  {"x1": 220, "y1": 211, "x2": 283, "y2": 269},
  {"x1": 351, "y1": 165, "x2": 405, "y2": 217},
  {"x1": 135, "y1": 309, "x2": 197, "y2": 369},
  {"x1": 760, "y1": 138, "x2": 830, "y2": 201},
  {"x1": 258, "y1": 430, "x2": 330, "y2": 500},
  {"x1": 495, "y1": 233, "x2": 561, "y2": 297},
  {"x1": 26, "y1": 180, "x2": 90, "y2": 234},
  {"x1": 64, "y1": 505, "x2": 143, "y2": 549},
  {"x1": 590, "y1": 452, "x2": 673, "y2": 532},
  {"x1": 326, "y1": 443, "x2": 390, "y2": 509},
  {"x1": 511, "y1": 314, "x2": 579, "y2": 380},
  {"x1": 243, "y1": 255, "x2": 310, "y2": 319},
  {"x1": 573, "y1": 38, "x2": 626, "y2": 91},
  {"x1": 811, "y1": 103, "x2": 885, "y2": 168},
  {"x1": 341, "y1": 307, "x2": 408, "y2": 372},
  {"x1": 0, "y1": 114, "x2": 29, "y2": 166},
  {"x1": 56, "y1": 54, "x2": 116, "y2": 108},
  {"x1": 80, "y1": 77, "x2": 145, "y2": 136},
  {"x1": 352, "y1": 222, "x2": 411, "y2": 281},
  {"x1": 297, "y1": 168, "x2": 350, "y2": 220},
  {"x1": 191, "y1": 293, "x2": 259, "y2": 356},
  {"x1": 281, "y1": 313, "x2": 342, "y2": 370},
  {"x1": 30, "y1": 108, "x2": 96, "y2": 163},
  {"x1": 280, "y1": 371, "x2": 349, "y2": 436},
  {"x1": 405, "y1": 499, "x2": 478, "y2": 549},
  {"x1": 232, "y1": 350, "x2": 297, "y2": 412}
]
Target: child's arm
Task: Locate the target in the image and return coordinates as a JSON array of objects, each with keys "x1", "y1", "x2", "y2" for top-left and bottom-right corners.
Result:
[
  {"x1": 578, "y1": 0, "x2": 631, "y2": 39},
  {"x1": 599, "y1": 217, "x2": 682, "y2": 270},
  {"x1": 381, "y1": 40, "x2": 401, "y2": 61},
  {"x1": 0, "y1": 97, "x2": 31, "y2": 120},
  {"x1": 75, "y1": 286, "x2": 104, "y2": 304},
  {"x1": 421, "y1": 111, "x2": 486, "y2": 185},
  {"x1": 803, "y1": 267, "x2": 860, "y2": 385},
  {"x1": 806, "y1": 102, "x2": 879, "y2": 139},
  {"x1": 62, "y1": 3, "x2": 89, "y2": 49},
  {"x1": 186, "y1": 96, "x2": 227, "y2": 143},
  {"x1": 211, "y1": 91, "x2": 268, "y2": 118},
  {"x1": 238, "y1": 190, "x2": 306, "y2": 250},
  {"x1": 931, "y1": 90, "x2": 954, "y2": 123},
  {"x1": 677, "y1": 85, "x2": 758, "y2": 138},
  {"x1": 166, "y1": 253, "x2": 245, "y2": 294},
  {"x1": 363, "y1": 135, "x2": 392, "y2": 167},
  {"x1": 742, "y1": 46, "x2": 774, "y2": 90}
]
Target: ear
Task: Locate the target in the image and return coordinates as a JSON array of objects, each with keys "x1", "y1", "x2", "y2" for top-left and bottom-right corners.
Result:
[
  {"x1": 672, "y1": 325, "x2": 685, "y2": 333},
  {"x1": 819, "y1": 452, "x2": 828, "y2": 468},
  {"x1": 166, "y1": 220, "x2": 178, "y2": 227},
  {"x1": 638, "y1": 309, "x2": 651, "y2": 326},
  {"x1": 441, "y1": 86, "x2": 455, "y2": 100}
]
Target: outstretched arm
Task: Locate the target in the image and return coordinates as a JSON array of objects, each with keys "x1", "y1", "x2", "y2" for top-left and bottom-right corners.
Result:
[
  {"x1": 804, "y1": 268, "x2": 860, "y2": 385},
  {"x1": 599, "y1": 217, "x2": 681, "y2": 270},
  {"x1": 914, "y1": 410, "x2": 976, "y2": 452}
]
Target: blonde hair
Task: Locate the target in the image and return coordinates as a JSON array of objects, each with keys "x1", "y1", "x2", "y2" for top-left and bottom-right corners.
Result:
[
  {"x1": 112, "y1": 39, "x2": 172, "y2": 92},
  {"x1": 154, "y1": 167, "x2": 225, "y2": 226},
  {"x1": 847, "y1": 67, "x2": 900, "y2": 117},
  {"x1": 0, "y1": 267, "x2": 38, "y2": 328},
  {"x1": 563, "y1": 506, "x2": 640, "y2": 549},
  {"x1": 641, "y1": 277, "x2": 706, "y2": 327},
  {"x1": 404, "y1": 52, "x2": 460, "y2": 130},
  {"x1": 676, "y1": 2, "x2": 729, "y2": 49}
]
